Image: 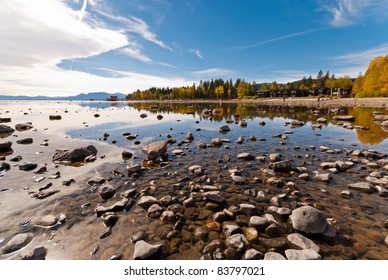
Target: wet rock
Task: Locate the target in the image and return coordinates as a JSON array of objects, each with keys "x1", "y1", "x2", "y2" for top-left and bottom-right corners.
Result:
[
  {"x1": 258, "y1": 237, "x2": 288, "y2": 249},
  {"x1": 126, "y1": 164, "x2": 142, "y2": 174},
  {"x1": 49, "y1": 115, "x2": 61, "y2": 120},
  {"x1": 320, "y1": 162, "x2": 336, "y2": 169},
  {"x1": 223, "y1": 223, "x2": 242, "y2": 238},
  {"x1": 219, "y1": 125, "x2": 230, "y2": 133},
  {"x1": 147, "y1": 204, "x2": 163, "y2": 218},
  {"x1": 366, "y1": 176, "x2": 388, "y2": 186},
  {"x1": 172, "y1": 149, "x2": 184, "y2": 156},
  {"x1": 226, "y1": 234, "x2": 248, "y2": 253},
  {"x1": 34, "y1": 214, "x2": 59, "y2": 228},
  {"x1": 231, "y1": 175, "x2": 248, "y2": 185},
  {"x1": 285, "y1": 249, "x2": 322, "y2": 260},
  {"x1": 0, "y1": 124, "x2": 15, "y2": 134},
  {"x1": 237, "y1": 152, "x2": 254, "y2": 160},
  {"x1": 137, "y1": 196, "x2": 159, "y2": 209},
  {"x1": 243, "y1": 248, "x2": 263, "y2": 260},
  {"x1": 249, "y1": 216, "x2": 270, "y2": 230},
  {"x1": 189, "y1": 165, "x2": 205, "y2": 176},
  {"x1": 316, "y1": 117, "x2": 328, "y2": 123},
  {"x1": 270, "y1": 160, "x2": 293, "y2": 172},
  {"x1": 265, "y1": 223, "x2": 283, "y2": 237},
  {"x1": 88, "y1": 176, "x2": 106, "y2": 186},
  {"x1": 290, "y1": 206, "x2": 328, "y2": 234},
  {"x1": 299, "y1": 173, "x2": 309, "y2": 180},
  {"x1": 0, "y1": 162, "x2": 10, "y2": 171},
  {"x1": 160, "y1": 210, "x2": 176, "y2": 222},
  {"x1": 341, "y1": 190, "x2": 352, "y2": 199},
  {"x1": 333, "y1": 115, "x2": 355, "y2": 121},
  {"x1": 287, "y1": 233, "x2": 320, "y2": 252},
  {"x1": 133, "y1": 240, "x2": 163, "y2": 260},
  {"x1": 101, "y1": 212, "x2": 118, "y2": 227},
  {"x1": 211, "y1": 138, "x2": 222, "y2": 147},
  {"x1": 19, "y1": 162, "x2": 37, "y2": 171},
  {"x1": 375, "y1": 186, "x2": 388, "y2": 197},
  {"x1": 10, "y1": 155, "x2": 22, "y2": 162},
  {"x1": 52, "y1": 145, "x2": 98, "y2": 164},
  {"x1": 244, "y1": 227, "x2": 259, "y2": 242},
  {"x1": 98, "y1": 184, "x2": 116, "y2": 200},
  {"x1": 0, "y1": 141, "x2": 12, "y2": 152},
  {"x1": 335, "y1": 161, "x2": 350, "y2": 171},
  {"x1": 348, "y1": 182, "x2": 376, "y2": 194},
  {"x1": 269, "y1": 153, "x2": 282, "y2": 162},
  {"x1": 142, "y1": 141, "x2": 167, "y2": 160},
  {"x1": 264, "y1": 252, "x2": 286, "y2": 260},
  {"x1": 202, "y1": 191, "x2": 225, "y2": 203},
  {"x1": 156, "y1": 114, "x2": 163, "y2": 120},
  {"x1": 131, "y1": 231, "x2": 147, "y2": 243},
  {"x1": 2, "y1": 233, "x2": 33, "y2": 254},
  {"x1": 122, "y1": 151, "x2": 133, "y2": 160},
  {"x1": 140, "y1": 113, "x2": 147, "y2": 118},
  {"x1": 186, "y1": 132, "x2": 194, "y2": 140},
  {"x1": 20, "y1": 246, "x2": 47, "y2": 260},
  {"x1": 15, "y1": 122, "x2": 33, "y2": 131},
  {"x1": 314, "y1": 172, "x2": 332, "y2": 183}
]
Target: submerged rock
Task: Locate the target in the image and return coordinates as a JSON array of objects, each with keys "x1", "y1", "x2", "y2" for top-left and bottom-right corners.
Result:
[
  {"x1": 133, "y1": 240, "x2": 163, "y2": 260},
  {"x1": 0, "y1": 141, "x2": 12, "y2": 152},
  {"x1": 52, "y1": 145, "x2": 98, "y2": 164},
  {"x1": 142, "y1": 141, "x2": 167, "y2": 160},
  {"x1": 2, "y1": 233, "x2": 33, "y2": 254},
  {"x1": 0, "y1": 124, "x2": 15, "y2": 134},
  {"x1": 15, "y1": 122, "x2": 33, "y2": 131}
]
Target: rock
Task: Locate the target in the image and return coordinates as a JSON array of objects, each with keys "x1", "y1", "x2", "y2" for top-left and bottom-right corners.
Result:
[
  {"x1": 87, "y1": 176, "x2": 106, "y2": 185},
  {"x1": 126, "y1": 164, "x2": 142, "y2": 174},
  {"x1": 122, "y1": 151, "x2": 133, "y2": 160},
  {"x1": 15, "y1": 122, "x2": 33, "y2": 131},
  {"x1": 322, "y1": 223, "x2": 336, "y2": 238},
  {"x1": 137, "y1": 196, "x2": 159, "y2": 209},
  {"x1": 223, "y1": 223, "x2": 242, "y2": 238},
  {"x1": 142, "y1": 141, "x2": 167, "y2": 160},
  {"x1": 202, "y1": 191, "x2": 225, "y2": 203},
  {"x1": 335, "y1": 161, "x2": 350, "y2": 171},
  {"x1": 156, "y1": 114, "x2": 163, "y2": 120},
  {"x1": 0, "y1": 141, "x2": 12, "y2": 152},
  {"x1": 172, "y1": 149, "x2": 185, "y2": 156},
  {"x1": 316, "y1": 117, "x2": 328, "y2": 123},
  {"x1": 189, "y1": 165, "x2": 205, "y2": 176},
  {"x1": 269, "y1": 153, "x2": 282, "y2": 162},
  {"x1": 243, "y1": 248, "x2": 264, "y2": 260},
  {"x1": 287, "y1": 233, "x2": 320, "y2": 252},
  {"x1": 237, "y1": 152, "x2": 254, "y2": 160},
  {"x1": 49, "y1": 115, "x2": 62, "y2": 120},
  {"x1": 219, "y1": 125, "x2": 230, "y2": 133},
  {"x1": 186, "y1": 132, "x2": 194, "y2": 140},
  {"x1": 348, "y1": 182, "x2": 376, "y2": 194},
  {"x1": 34, "y1": 214, "x2": 59, "y2": 228},
  {"x1": 249, "y1": 216, "x2": 269, "y2": 230},
  {"x1": 211, "y1": 138, "x2": 222, "y2": 147},
  {"x1": 314, "y1": 172, "x2": 332, "y2": 183},
  {"x1": 244, "y1": 227, "x2": 259, "y2": 242},
  {"x1": 52, "y1": 145, "x2": 98, "y2": 164},
  {"x1": 265, "y1": 223, "x2": 282, "y2": 237},
  {"x1": 140, "y1": 113, "x2": 147, "y2": 118},
  {"x1": 226, "y1": 234, "x2": 248, "y2": 253},
  {"x1": 320, "y1": 162, "x2": 336, "y2": 169},
  {"x1": 0, "y1": 124, "x2": 15, "y2": 134},
  {"x1": 2, "y1": 233, "x2": 33, "y2": 254},
  {"x1": 264, "y1": 252, "x2": 286, "y2": 260},
  {"x1": 133, "y1": 240, "x2": 163, "y2": 260},
  {"x1": 231, "y1": 175, "x2": 247, "y2": 185},
  {"x1": 375, "y1": 186, "x2": 388, "y2": 197},
  {"x1": 0, "y1": 162, "x2": 10, "y2": 171},
  {"x1": 290, "y1": 206, "x2": 328, "y2": 234},
  {"x1": 20, "y1": 246, "x2": 47, "y2": 260},
  {"x1": 341, "y1": 190, "x2": 352, "y2": 199},
  {"x1": 19, "y1": 162, "x2": 37, "y2": 171},
  {"x1": 147, "y1": 204, "x2": 163, "y2": 219},
  {"x1": 270, "y1": 160, "x2": 293, "y2": 172},
  {"x1": 333, "y1": 115, "x2": 355, "y2": 121},
  {"x1": 98, "y1": 184, "x2": 116, "y2": 200},
  {"x1": 299, "y1": 173, "x2": 309, "y2": 180},
  {"x1": 285, "y1": 249, "x2": 322, "y2": 260}
]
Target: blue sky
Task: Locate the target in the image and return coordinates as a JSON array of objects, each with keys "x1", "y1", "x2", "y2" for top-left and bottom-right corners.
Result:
[{"x1": 1, "y1": 0, "x2": 388, "y2": 96}]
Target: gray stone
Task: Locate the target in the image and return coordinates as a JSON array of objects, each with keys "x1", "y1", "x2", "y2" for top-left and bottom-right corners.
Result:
[
  {"x1": 20, "y1": 246, "x2": 47, "y2": 260},
  {"x1": 285, "y1": 249, "x2": 322, "y2": 260},
  {"x1": 147, "y1": 204, "x2": 163, "y2": 218},
  {"x1": 237, "y1": 152, "x2": 254, "y2": 160},
  {"x1": 287, "y1": 233, "x2": 320, "y2": 252},
  {"x1": 137, "y1": 196, "x2": 159, "y2": 209},
  {"x1": 15, "y1": 122, "x2": 33, "y2": 131},
  {"x1": 0, "y1": 124, "x2": 15, "y2": 134},
  {"x1": 290, "y1": 206, "x2": 328, "y2": 234},
  {"x1": 223, "y1": 223, "x2": 242, "y2": 238},
  {"x1": 243, "y1": 248, "x2": 264, "y2": 260},
  {"x1": 226, "y1": 234, "x2": 248, "y2": 253},
  {"x1": 126, "y1": 164, "x2": 142, "y2": 174},
  {"x1": 269, "y1": 153, "x2": 282, "y2": 162},
  {"x1": 314, "y1": 172, "x2": 332, "y2": 183},
  {"x1": 219, "y1": 125, "x2": 230, "y2": 133},
  {"x1": 133, "y1": 240, "x2": 163, "y2": 260},
  {"x1": 202, "y1": 191, "x2": 225, "y2": 203},
  {"x1": 34, "y1": 214, "x2": 58, "y2": 228},
  {"x1": 19, "y1": 162, "x2": 37, "y2": 171},
  {"x1": 87, "y1": 176, "x2": 106, "y2": 185},
  {"x1": 348, "y1": 182, "x2": 376, "y2": 193},
  {"x1": 231, "y1": 175, "x2": 247, "y2": 185},
  {"x1": 2, "y1": 233, "x2": 33, "y2": 254},
  {"x1": 375, "y1": 186, "x2": 388, "y2": 197},
  {"x1": 189, "y1": 165, "x2": 205, "y2": 176},
  {"x1": 264, "y1": 252, "x2": 286, "y2": 260},
  {"x1": 172, "y1": 149, "x2": 184, "y2": 156},
  {"x1": 335, "y1": 161, "x2": 350, "y2": 171},
  {"x1": 270, "y1": 160, "x2": 293, "y2": 172},
  {"x1": 249, "y1": 216, "x2": 269, "y2": 230},
  {"x1": 142, "y1": 141, "x2": 167, "y2": 160},
  {"x1": 341, "y1": 190, "x2": 352, "y2": 199},
  {"x1": 52, "y1": 145, "x2": 97, "y2": 164},
  {"x1": 98, "y1": 184, "x2": 116, "y2": 200}
]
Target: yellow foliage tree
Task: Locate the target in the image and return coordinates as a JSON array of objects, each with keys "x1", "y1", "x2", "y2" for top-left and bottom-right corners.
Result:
[{"x1": 352, "y1": 55, "x2": 388, "y2": 97}]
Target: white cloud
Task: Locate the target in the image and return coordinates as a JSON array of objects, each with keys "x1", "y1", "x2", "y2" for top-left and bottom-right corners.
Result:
[
  {"x1": 190, "y1": 49, "x2": 204, "y2": 60},
  {"x1": 319, "y1": 0, "x2": 388, "y2": 27},
  {"x1": 0, "y1": 0, "x2": 187, "y2": 96},
  {"x1": 192, "y1": 68, "x2": 236, "y2": 77}
]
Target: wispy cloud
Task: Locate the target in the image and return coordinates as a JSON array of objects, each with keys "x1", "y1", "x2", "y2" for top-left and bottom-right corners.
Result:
[
  {"x1": 192, "y1": 68, "x2": 236, "y2": 77},
  {"x1": 318, "y1": 0, "x2": 388, "y2": 27},
  {"x1": 256, "y1": 70, "x2": 315, "y2": 84},
  {"x1": 190, "y1": 49, "x2": 204, "y2": 60},
  {"x1": 330, "y1": 43, "x2": 388, "y2": 76},
  {"x1": 234, "y1": 28, "x2": 323, "y2": 50}
]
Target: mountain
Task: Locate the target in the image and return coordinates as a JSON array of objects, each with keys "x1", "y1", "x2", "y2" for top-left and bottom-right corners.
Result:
[{"x1": 0, "y1": 92, "x2": 127, "y2": 101}]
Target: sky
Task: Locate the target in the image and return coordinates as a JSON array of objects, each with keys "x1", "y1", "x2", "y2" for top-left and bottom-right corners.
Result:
[{"x1": 1, "y1": 0, "x2": 388, "y2": 97}]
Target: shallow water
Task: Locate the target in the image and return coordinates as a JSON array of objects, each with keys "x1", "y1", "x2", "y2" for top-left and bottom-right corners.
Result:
[{"x1": 0, "y1": 101, "x2": 387, "y2": 260}]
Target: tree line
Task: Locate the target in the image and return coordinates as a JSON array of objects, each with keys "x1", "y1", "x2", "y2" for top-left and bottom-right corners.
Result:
[{"x1": 127, "y1": 55, "x2": 387, "y2": 100}]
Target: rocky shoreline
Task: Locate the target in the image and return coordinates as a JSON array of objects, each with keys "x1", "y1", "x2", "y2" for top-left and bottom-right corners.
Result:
[{"x1": 0, "y1": 101, "x2": 387, "y2": 260}]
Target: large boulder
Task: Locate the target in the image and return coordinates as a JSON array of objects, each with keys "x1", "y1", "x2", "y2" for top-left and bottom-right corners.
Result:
[
  {"x1": 0, "y1": 141, "x2": 12, "y2": 152},
  {"x1": 52, "y1": 145, "x2": 97, "y2": 164},
  {"x1": 142, "y1": 141, "x2": 167, "y2": 160},
  {"x1": 290, "y1": 206, "x2": 328, "y2": 234}
]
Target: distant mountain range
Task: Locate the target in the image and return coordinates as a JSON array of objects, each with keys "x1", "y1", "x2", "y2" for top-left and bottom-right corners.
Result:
[{"x1": 0, "y1": 92, "x2": 127, "y2": 101}]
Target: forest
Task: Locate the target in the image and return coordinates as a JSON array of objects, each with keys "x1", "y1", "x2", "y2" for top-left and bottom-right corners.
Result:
[{"x1": 127, "y1": 55, "x2": 388, "y2": 100}]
